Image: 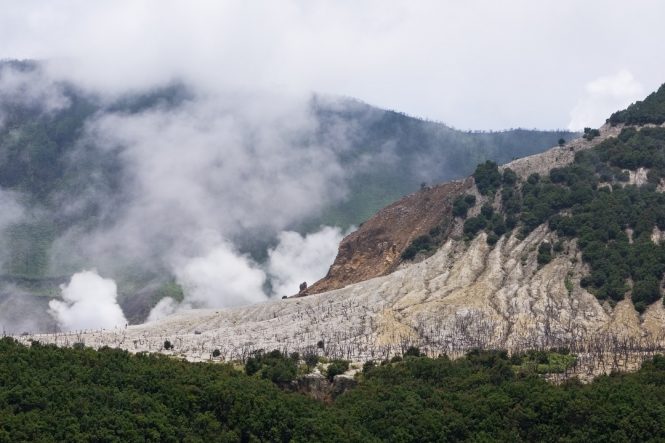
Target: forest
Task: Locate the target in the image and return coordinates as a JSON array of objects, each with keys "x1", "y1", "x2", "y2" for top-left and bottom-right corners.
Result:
[{"x1": 3, "y1": 338, "x2": 665, "y2": 442}]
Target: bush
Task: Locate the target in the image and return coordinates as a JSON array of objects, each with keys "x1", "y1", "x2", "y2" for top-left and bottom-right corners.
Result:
[
  {"x1": 362, "y1": 360, "x2": 376, "y2": 374},
  {"x1": 326, "y1": 360, "x2": 350, "y2": 381},
  {"x1": 463, "y1": 216, "x2": 486, "y2": 237},
  {"x1": 480, "y1": 204, "x2": 494, "y2": 219},
  {"x1": 502, "y1": 168, "x2": 518, "y2": 186},
  {"x1": 163, "y1": 340, "x2": 172, "y2": 350},
  {"x1": 463, "y1": 127, "x2": 665, "y2": 308},
  {"x1": 473, "y1": 160, "x2": 501, "y2": 195},
  {"x1": 537, "y1": 242, "x2": 552, "y2": 265},
  {"x1": 304, "y1": 353, "x2": 319, "y2": 368},
  {"x1": 632, "y1": 277, "x2": 661, "y2": 312},
  {"x1": 453, "y1": 196, "x2": 468, "y2": 217},
  {"x1": 583, "y1": 127, "x2": 601, "y2": 141},
  {"x1": 401, "y1": 234, "x2": 435, "y2": 260},
  {"x1": 244, "y1": 349, "x2": 299, "y2": 384},
  {"x1": 404, "y1": 346, "x2": 423, "y2": 358}
]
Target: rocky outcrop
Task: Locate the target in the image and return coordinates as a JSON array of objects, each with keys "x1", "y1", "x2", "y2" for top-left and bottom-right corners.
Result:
[
  {"x1": 294, "y1": 372, "x2": 357, "y2": 403},
  {"x1": 302, "y1": 178, "x2": 472, "y2": 295}
]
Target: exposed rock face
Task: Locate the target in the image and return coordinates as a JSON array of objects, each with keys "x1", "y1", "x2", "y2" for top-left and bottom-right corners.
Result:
[
  {"x1": 499, "y1": 123, "x2": 623, "y2": 179},
  {"x1": 294, "y1": 373, "x2": 357, "y2": 403},
  {"x1": 303, "y1": 178, "x2": 472, "y2": 295}
]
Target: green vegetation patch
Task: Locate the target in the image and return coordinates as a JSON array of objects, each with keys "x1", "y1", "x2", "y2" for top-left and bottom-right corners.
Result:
[
  {"x1": 463, "y1": 127, "x2": 665, "y2": 311},
  {"x1": 6, "y1": 340, "x2": 665, "y2": 441},
  {"x1": 609, "y1": 83, "x2": 665, "y2": 126},
  {"x1": 511, "y1": 349, "x2": 577, "y2": 374}
]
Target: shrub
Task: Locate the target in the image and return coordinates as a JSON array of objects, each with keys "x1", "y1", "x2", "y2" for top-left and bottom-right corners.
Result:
[
  {"x1": 404, "y1": 346, "x2": 423, "y2": 358},
  {"x1": 304, "y1": 353, "x2": 319, "y2": 368},
  {"x1": 326, "y1": 360, "x2": 350, "y2": 381},
  {"x1": 502, "y1": 168, "x2": 518, "y2": 186},
  {"x1": 537, "y1": 242, "x2": 552, "y2": 265},
  {"x1": 362, "y1": 360, "x2": 376, "y2": 374},
  {"x1": 473, "y1": 160, "x2": 501, "y2": 195},
  {"x1": 463, "y1": 216, "x2": 486, "y2": 237},
  {"x1": 453, "y1": 196, "x2": 470, "y2": 217},
  {"x1": 480, "y1": 204, "x2": 494, "y2": 219}
]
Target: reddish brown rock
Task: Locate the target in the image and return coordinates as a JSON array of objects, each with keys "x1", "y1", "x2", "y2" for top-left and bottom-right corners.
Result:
[{"x1": 303, "y1": 177, "x2": 472, "y2": 295}]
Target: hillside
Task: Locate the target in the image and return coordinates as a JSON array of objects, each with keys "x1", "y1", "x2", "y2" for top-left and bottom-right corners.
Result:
[
  {"x1": 0, "y1": 61, "x2": 574, "y2": 327},
  {"x1": 25, "y1": 83, "x2": 665, "y2": 374}
]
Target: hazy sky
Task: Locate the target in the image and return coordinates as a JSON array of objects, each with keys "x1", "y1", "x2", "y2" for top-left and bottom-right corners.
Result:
[{"x1": 1, "y1": 0, "x2": 664, "y2": 130}]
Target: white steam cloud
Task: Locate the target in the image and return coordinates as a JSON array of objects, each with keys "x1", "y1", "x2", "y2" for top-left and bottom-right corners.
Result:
[
  {"x1": 568, "y1": 70, "x2": 645, "y2": 130},
  {"x1": 146, "y1": 226, "x2": 345, "y2": 321},
  {"x1": 267, "y1": 226, "x2": 345, "y2": 298},
  {"x1": 175, "y1": 242, "x2": 267, "y2": 308},
  {"x1": 48, "y1": 270, "x2": 127, "y2": 331}
]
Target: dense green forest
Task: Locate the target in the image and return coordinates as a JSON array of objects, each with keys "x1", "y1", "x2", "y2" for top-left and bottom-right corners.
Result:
[{"x1": 2, "y1": 338, "x2": 665, "y2": 442}]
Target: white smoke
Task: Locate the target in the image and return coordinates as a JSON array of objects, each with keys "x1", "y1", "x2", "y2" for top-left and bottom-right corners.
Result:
[
  {"x1": 146, "y1": 226, "x2": 346, "y2": 321},
  {"x1": 267, "y1": 226, "x2": 345, "y2": 298},
  {"x1": 175, "y1": 242, "x2": 267, "y2": 308},
  {"x1": 568, "y1": 70, "x2": 645, "y2": 130},
  {"x1": 147, "y1": 242, "x2": 267, "y2": 322},
  {"x1": 48, "y1": 270, "x2": 127, "y2": 331}
]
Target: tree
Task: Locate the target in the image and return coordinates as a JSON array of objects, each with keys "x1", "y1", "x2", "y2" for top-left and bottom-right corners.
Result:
[
  {"x1": 558, "y1": 138, "x2": 566, "y2": 147},
  {"x1": 473, "y1": 160, "x2": 502, "y2": 195}
]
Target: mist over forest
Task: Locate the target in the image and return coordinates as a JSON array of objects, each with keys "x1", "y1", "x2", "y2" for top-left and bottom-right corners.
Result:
[{"x1": 0, "y1": 60, "x2": 574, "y2": 333}]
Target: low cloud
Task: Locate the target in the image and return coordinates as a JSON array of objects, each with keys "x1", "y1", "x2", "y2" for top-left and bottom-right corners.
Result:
[
  {"x1": 0, "y1": 63, "x2": 70, "y2": 127},
  {"x1": 568, "y1": 70, "x2": 645, "y2": 130},
  {"x1": 48, "y1": 270, "x2": 127, "y2": 331},
  {"x1": 48, "y1": 91, "x2": 349, "y2": 277}
]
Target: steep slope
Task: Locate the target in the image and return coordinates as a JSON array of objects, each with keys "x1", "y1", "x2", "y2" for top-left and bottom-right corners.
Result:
[{"x1": 305, "y1": 123, "x2": 622, "y2": 295}]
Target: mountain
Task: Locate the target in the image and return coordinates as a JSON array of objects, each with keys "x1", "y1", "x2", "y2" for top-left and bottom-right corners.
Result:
[
  {"x1": 309, "y1": 95, "x2": 576, "y2": 228},
  {"x1": 27, "y1": 82, "x2": 665, "y2": 377},
  {"x1": 0, "y1": 60, "x2": 575, "y2": 327}
]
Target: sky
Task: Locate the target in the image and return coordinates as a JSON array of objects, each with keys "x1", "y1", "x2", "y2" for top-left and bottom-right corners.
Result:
[{"x1": 0, "y1": 0, "x2": 664, "y2": 130}]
